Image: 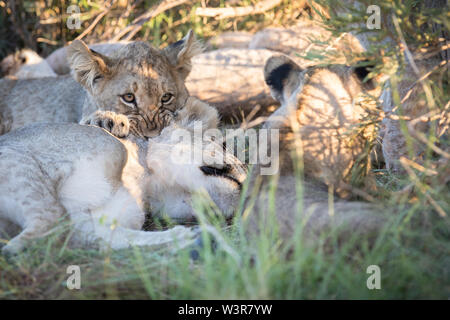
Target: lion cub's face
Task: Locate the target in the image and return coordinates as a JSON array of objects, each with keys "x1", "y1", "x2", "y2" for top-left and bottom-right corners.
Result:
[{"x1": 67, "y1": 31, "x2": 202, "y2": 138}]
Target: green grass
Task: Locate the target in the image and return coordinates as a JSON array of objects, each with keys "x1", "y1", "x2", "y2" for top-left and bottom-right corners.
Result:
[{"x1": 0, "y1": 175, "x2": 448, "y2": 299}]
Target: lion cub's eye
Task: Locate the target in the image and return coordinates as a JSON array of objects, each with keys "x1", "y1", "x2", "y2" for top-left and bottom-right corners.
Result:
[
  {"x1": 121, "y1": 93, "x2": 136, "y2": 104},
  {"x1": 161, "y1": 93, "x2": 174, "y2": 104}
]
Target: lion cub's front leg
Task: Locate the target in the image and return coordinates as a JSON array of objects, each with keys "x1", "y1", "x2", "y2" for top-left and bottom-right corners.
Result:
[{"x1": 80, "y1": 110, "x2": 130, "y2": 138}]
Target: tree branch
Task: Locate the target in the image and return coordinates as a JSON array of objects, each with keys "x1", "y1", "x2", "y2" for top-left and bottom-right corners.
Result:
[
  {"x1": 195, "y1": 0, "x2": 282, "y2": 20},
  {"x1": 75, "y1": 0, "x2": 115, "y2": 41},
  {"x1": 112, "y1": 0, "x2": 189, "y2": 41}
]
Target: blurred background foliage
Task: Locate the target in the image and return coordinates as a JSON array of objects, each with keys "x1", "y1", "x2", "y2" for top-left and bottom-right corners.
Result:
[{"x1": 0, "y1": 0, "x2": 313, "y2": 59}]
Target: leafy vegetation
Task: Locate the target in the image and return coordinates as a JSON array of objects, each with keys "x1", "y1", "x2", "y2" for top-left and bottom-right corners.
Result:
[{"x1": 0, "y1": 0, "x2": 309, "y2": 58}]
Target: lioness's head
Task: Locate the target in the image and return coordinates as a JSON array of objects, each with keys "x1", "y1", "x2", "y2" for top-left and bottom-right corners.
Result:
[{"x1": 67, "y1": 31, "x2": 202, "y2": 138}]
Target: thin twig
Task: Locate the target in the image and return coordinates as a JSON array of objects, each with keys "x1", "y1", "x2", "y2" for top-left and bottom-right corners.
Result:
[
  {"x1": 399, "y1": 157, "x2": 438, "y2": 176},
  {"x1": 407, "y1": 110, "x2": 450, "y2": 159},
  {"x1": 400, "y1": 157, "x2": 447, "y2": 218},
  {"x1": 75, "y1": 0, "x2": 114, "y2": 41},
  {"x1": 400, "y1": 59, "x2": 448, "y2": 104},
  {"x1": 392, "y1": 14, "x2": 436, "y2": 109},
  {"x1": 195, "y1": 0, "x2": 283, "y2": 20},
  {"x1": 437, "y1": 101, "x2": 450, "y2": 138},
  {"x1": 36, "y1": 37, "x2": 59, "y2": 46},
  {"x1": 415, "y1": 42, "x2": 450, "y2": 60}
]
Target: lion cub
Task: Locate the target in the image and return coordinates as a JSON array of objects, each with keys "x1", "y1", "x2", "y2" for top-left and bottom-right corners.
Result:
[
  {"x1": 0, "y1": 31, "x2": 202, "y2": 138},
  {"x1": 263, "y1": 55, "x2": 380, "y2": 197},
  {"x1": 0, "y1": 97, "x2": 245, "y2": 255}
]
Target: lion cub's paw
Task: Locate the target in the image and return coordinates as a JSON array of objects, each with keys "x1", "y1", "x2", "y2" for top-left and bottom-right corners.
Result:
[{"x1": 81, "y1": 110, "x2": 130, "y2": 138}]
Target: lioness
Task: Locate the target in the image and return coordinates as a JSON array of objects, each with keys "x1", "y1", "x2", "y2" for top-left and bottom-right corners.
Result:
[
  {"x1": 0, "y1": 97, "x2": 246, "y2": 255},
  {"x1": 0, "y1": 31, "x2": 202, "y2": 138},
  {"x1": 262, "y1": 54, "x2": 379, "y2": 196},
  {"x1": 245, "y1": 55, "x2": 383, "y2": 239}
]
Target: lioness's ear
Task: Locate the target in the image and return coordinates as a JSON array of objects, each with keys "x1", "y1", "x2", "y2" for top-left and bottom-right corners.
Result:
[
  {"x1": 163, "y1": 30, "x2": 203, "y2": 79},
  {"x1": 67, "y1": 40, "x2": 111, "y2": 90},
  {"x1": 264, "y1": 55, "x2": 303, "y2": 104}
]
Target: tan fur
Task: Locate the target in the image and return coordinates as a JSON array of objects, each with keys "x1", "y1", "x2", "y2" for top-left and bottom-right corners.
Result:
[
  {"x1": 245, "y1": 55, "x2": 384, "y2": 240},
  {"x1": 263, "y1": 55, "x2": 379, "y2": 196},
  {"x1": 47, "y1": 41, "x2": 130, "y2": 75},
  {"x1": 0, "y1": 31, "x2": 207, "y2": 138},
  {"x1": 0, "y1": 97, "x2": 245, "y2": 254},
  {"x1": 0, "y1": 76, "x2": 85, "y2": 134}
]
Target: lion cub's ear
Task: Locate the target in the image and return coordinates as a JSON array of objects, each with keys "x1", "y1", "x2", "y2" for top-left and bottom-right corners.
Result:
[
  {"x1": 67, "y1": 40, "x2": 111, "y2": 90},
  {"x1": 163, "y1": 30, "x2": 203, "y2": 79},
  {"x1": 264, "y1": 55, "x2": 303, "y2": 104}
]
